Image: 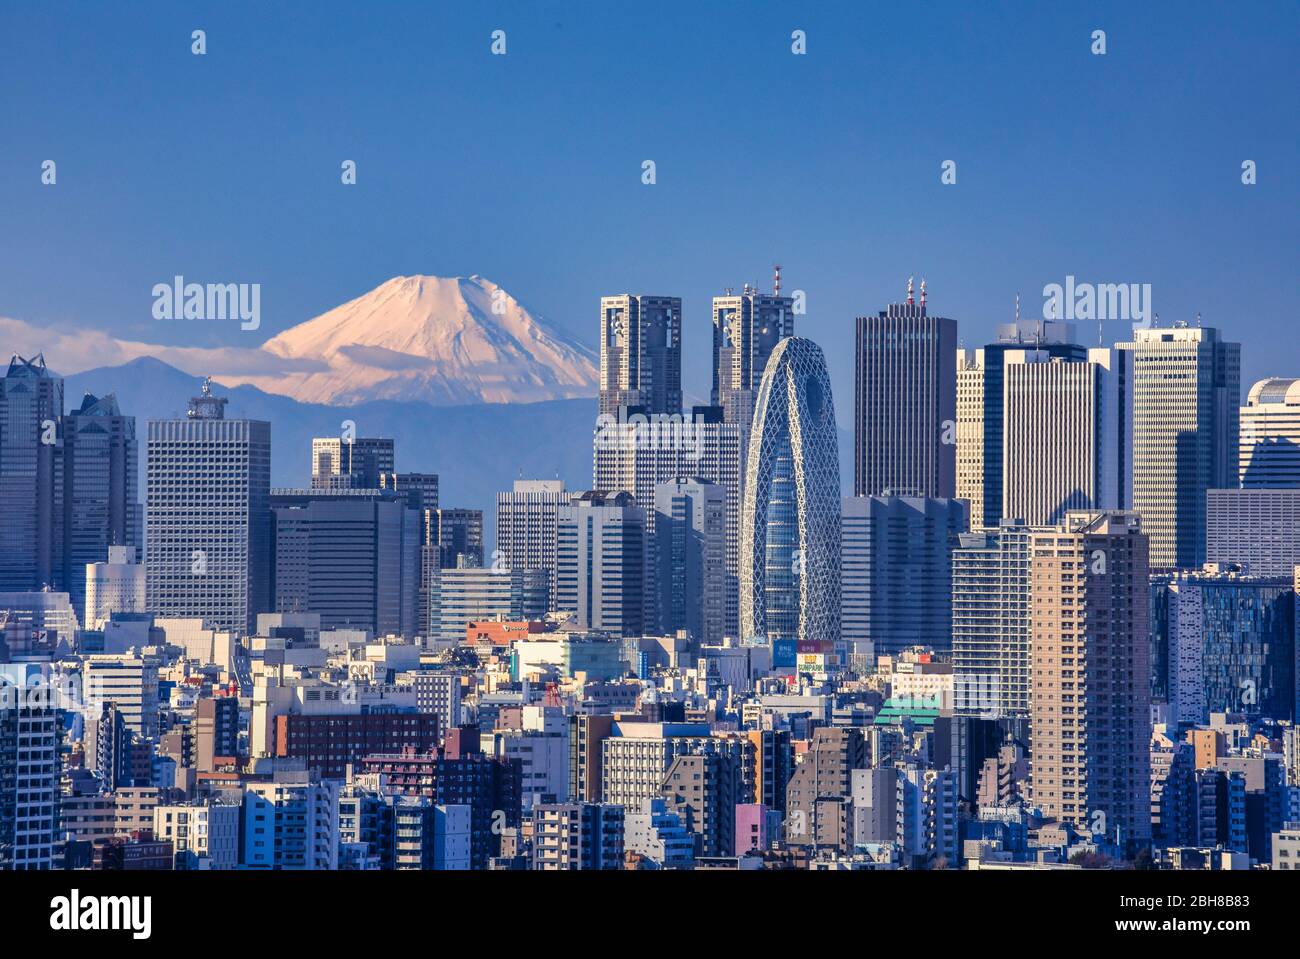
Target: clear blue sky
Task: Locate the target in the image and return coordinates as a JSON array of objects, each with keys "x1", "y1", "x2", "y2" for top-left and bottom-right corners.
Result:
[{"x1": 2, "y1": 0, "x2": 1296, "y2": 416}]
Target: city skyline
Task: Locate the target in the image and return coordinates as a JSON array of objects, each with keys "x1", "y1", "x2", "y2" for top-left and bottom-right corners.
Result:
[
  {"x1": 2, "y1": 1, "x2": 1298, "y2": 930},
  {"x1": 2, "y1": 1, "x2": 1297, "y2": 425}
]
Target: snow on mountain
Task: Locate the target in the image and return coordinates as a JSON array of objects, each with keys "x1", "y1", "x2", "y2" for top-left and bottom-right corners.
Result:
[{"x1": 225, "y1": 275, "x2": 598, "y2": 406}]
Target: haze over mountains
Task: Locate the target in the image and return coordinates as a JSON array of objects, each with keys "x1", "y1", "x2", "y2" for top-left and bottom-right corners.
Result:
[
  {"x1": 12, "y1": 274, "x2": 854, "y2": 525},
  {"x1": 64, "y1": 357, "x2": 594, "y2": 529},
  {"x1": 3, "y1": 274, "x2": 599, "y2": 407},
  {"x1": 1, "y1": 275, "x2": 598, "y2": 530}
]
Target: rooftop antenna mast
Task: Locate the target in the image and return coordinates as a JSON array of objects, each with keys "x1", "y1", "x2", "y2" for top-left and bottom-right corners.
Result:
[
  {"x1": 772, "y1": 264, "x2": 782, "y2": 297},
  {"x1": 906, "y1": 276, "x2": 914, "y2": 306}
]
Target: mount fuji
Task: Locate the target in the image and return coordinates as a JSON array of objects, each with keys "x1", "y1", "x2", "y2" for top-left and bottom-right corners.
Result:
[{"x1": 225, "y1": 274, "x2": 598, "y2": 406}]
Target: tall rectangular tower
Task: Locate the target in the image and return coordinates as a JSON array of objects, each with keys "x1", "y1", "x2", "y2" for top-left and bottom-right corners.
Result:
[
  {"x1": 1117, "y1": 324, "x2": 1240, "y2": 570},
  {"x1": 599, "y1": 295, "x2": 682, "y2": 417},
  {"x1": 1000, "y1": 347, "x2": 1132, "y2": 526},
  {"x1": 653, "y1": 478, "x2": 726, "y2": 645},
  {"x1": 951, "y1": 522, "x2": 1033, "y2": 718},
  {"x1": 854, "y1": 282, "x2": 957, "y2": 498},
  {"x1": 0, "y1": 354, "x2": 65, "y2": 592},
  {"x1": 146, "y1": 379, "x2": 271, "y2": 635},
  {"x1": 712, "y1": 283, "x2": 794, "y2": 439},
  {"x1": 1030, "y1": 510, "x2": 1151, "y2": 851},
  {"x1": 495, "y1": 479, "x2": 568, "y2": 611},
  {"x1": 556, "y1": 491, "x2": 646, "y2": 638},
  {"x1": 594, "y1": 407, "x2": 742, "y2": 638},
  {"x1": 840, "y1": 495, "x2": 969, "y2": 662},
  {"x1": 955, "y1": 320, "x2": 1086, "y2": 529},
  {"x1": 62, "y1": 392, "x2": 139, "y2": 619}
]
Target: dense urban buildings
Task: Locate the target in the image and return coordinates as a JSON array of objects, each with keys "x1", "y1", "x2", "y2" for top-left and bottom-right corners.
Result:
[
  {"x1": 2, "y1": 280, "x2": 1295, "y2": 883},
  {"x1": 311, "y1": 436, "x2": 395, "y2": 491}
]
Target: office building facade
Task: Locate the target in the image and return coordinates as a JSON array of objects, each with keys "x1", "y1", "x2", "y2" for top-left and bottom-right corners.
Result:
[
  {"x1": 853, "y1": 285, "x2": 957, "y2": 499},
  {"x1": 146, "y1": 379, "x2": 271, "y2": 635}
]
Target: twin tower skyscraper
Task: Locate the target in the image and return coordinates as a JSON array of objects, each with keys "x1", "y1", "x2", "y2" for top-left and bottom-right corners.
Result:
[{"x1": 596, "y1": 282, "x2": 840, "y2": 650}]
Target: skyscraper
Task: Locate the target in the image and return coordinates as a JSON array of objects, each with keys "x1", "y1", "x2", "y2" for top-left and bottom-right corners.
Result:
[
  {"x1": 495, "y1": 479, "x2": 567, "y2": 611},
  {"x1": 951, "y1": 522, "x2": 1033, "y2": 718},
  {"x1": 1030, "y1": 510, "x2": 1151, "y2": 851},
  {"x1": 270, "y1": 487, "x2": 421, "y2": 639},
  {"x1": 1239, "y1": 378, "x2": 1300, "y2": 487},
  {"x1": 653, "y1": 478, "x2": 726, "y2": 645},
  {"x1": 1000, "y1": 347, "x2": 1132, "y2": 526},
  {"x1": 311, "y1": 436, "x2": 395, "y2": 490},
  {"x1": 711, "y1": 281, "x2": 795, "y2": 438},
  {"x1": 593, "y1": 407, "x2": 742, "y2": 638},
  {"x1": 854, "y1": 281, "x2": 956, "y2": 499},
  {"x1": 146, "y1": 378, "x2": 271, "y2": 635},
  {"x1": 840, "y1": 494, "x2": 968, "y2": 662},
  {"x1": 1117, "y1": 324, "x2": 1240, "y2": 570},
  {"x1": 740, "y1": 337, "x2": 841, "y2": 646},
  {"x1": 599, "y1": 295, "x2": 682, "y2": 417},
  {"x1": 62, "y1": 392, "x2": 139, "y2": 619},
  {"x1": 556, "y1": 491, "x2": 646, "y2": 638},
  {"x1": 956, "y1": 320, "x2": 1086, "y2": 529},
  {"x1": 0, "y1": 354, "x2": 64, "y2": 592}
]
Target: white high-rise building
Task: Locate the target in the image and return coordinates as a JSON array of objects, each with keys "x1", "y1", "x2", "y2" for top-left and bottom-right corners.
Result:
[
  {"x1": 956, "y1": 321, "x2": 1089, "y2": 530},
  {"x1": 1239, "y1": 378, "x2": 1300, "y2": 487},
  {"x1": 1117, "y1": 325, "x2": 1240, "y2": 570},
  {"x1": 84, "y1": 545, "x2": 145, "y2": 630},
  {"x1": 243, "y1": 772, "x2": 339, "y2": 870},
  {"x1": 495, "y1": 479, "x2": 567, "y2": 611},
  {"x1": 0, "y1": 694, "x2": 62, "y2": 870},
  {"x1": 146, "y1": 379, "x2": 271, "y2": 635},
  {"x1": 1001, "y1": 347, "x2": 1132, "y2": 526},
  {"x1": 556, "y1": 491, "x2": 647, "y2": 638},
  {"x1": 153, "y1": 802, "x2": 241, "y2": 869}
]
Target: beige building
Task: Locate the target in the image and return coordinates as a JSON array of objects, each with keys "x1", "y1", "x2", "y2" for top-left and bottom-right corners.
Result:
[{"x1": 1029, "y1": 510, "x2": 1151, "y2": 850}]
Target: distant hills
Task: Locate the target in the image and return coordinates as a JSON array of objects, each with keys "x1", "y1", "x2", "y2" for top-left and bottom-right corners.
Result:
[{"x1": 65, "y1": 356, "x2": 596, "y2": 535}]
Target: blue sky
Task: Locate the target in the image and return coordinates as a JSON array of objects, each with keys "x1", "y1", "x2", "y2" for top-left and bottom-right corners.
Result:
[{"x1": 1, "y1": 0, "x2": 1296, "y2": 416}]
